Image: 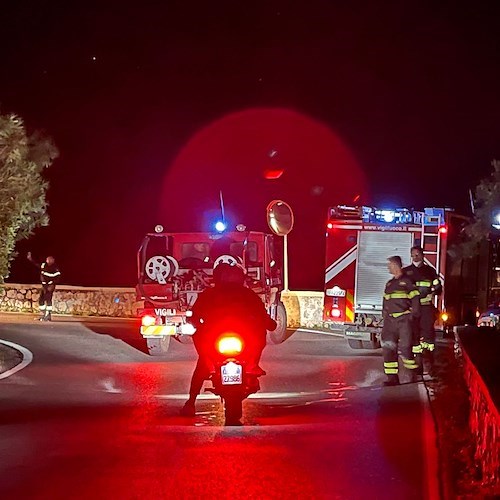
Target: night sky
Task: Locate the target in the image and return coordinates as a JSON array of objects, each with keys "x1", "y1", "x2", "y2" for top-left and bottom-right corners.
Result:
[{"x1": 2, "y1": 2, "x2": 500, "y2": 290}]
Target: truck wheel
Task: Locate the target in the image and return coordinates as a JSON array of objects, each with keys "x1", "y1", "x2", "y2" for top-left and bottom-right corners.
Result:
[
  {"x1": 347, "y1": 339, "x2": 363, "y2": 349},
  {"x1": 146, "y1": 336, "x2": 171, "y2": 355},
  {"x1": 174, "y1": 334, "x2": 194, "y2": 345},
  {"x1": 267, "y1": 302, "x2": 287, "y2": 344}
]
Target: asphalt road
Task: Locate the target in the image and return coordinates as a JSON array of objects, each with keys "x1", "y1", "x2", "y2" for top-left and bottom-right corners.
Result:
[{"x1": 0, "y1": 314, "x2": 439, "y2": 499}]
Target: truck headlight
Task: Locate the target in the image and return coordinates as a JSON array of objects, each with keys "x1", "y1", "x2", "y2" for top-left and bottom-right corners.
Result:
[
  {"x1": 141, "y1": 315, "x2": 157, "y2": 327},
  {"x1": 180, "y1": 323, "x2": 196, "y2": 335}
]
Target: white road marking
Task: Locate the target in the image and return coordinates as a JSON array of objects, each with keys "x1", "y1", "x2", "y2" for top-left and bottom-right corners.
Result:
[{"x1": 0, "y1": 340, "x2": 33, "y2": 380}]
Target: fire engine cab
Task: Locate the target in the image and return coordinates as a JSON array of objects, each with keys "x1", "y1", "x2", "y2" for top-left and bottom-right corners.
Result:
[
  {"x1": 136, "y1": 222, "x2": 288, "y2": 355},
  {"x1": 323, "y1": 205, "x2": 480, "y2": 349}
]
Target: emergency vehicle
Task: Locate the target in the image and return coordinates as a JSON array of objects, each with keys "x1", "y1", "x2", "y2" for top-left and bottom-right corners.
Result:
[
  {"x1": 476, "y1": 231, "x2": 500, "y2": 329},
  {"x1": 136, "y1": 224, "x2": 288, "y2": 355},
  {"x1": 323, "y1": 205, "x2": 483, "y2": 349}
]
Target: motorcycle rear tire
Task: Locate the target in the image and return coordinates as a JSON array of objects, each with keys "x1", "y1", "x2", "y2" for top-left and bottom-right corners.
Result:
[{"x1": 223, "y1": 395, "x2": 243, "y2": 426}]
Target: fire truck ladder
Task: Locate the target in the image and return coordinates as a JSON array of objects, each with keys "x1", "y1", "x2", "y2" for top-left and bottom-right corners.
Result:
[{"x1": 421, "y1": 214, "x2": 443, "y2": 309}]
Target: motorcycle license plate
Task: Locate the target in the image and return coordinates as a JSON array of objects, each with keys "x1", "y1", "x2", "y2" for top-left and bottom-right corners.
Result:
[{"x1": 221, "y1": 362, "x2": 243, "y2": 385}]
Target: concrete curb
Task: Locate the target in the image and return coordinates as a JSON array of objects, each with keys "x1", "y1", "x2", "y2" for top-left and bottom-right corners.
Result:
[{"x1": 0, "y1": 339, "x2": 33, "y2": 379}]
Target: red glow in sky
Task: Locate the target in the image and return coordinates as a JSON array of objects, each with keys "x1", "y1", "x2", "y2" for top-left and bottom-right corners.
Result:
[
  {"x1": 159, "y1": 108, "x2": 367, "y2": 227},
  {"x1": 158, "y1": 107, "x2": 368, "y2": 289}
]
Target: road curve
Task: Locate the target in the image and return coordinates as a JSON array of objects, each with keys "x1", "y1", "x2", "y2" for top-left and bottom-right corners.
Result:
[{"x1": 0, "y1": 314, "x2": 439, "y2": 499}]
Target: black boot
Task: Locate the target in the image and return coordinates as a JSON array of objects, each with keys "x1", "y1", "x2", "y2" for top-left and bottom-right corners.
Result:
[
  {"x1": 43, "y1": 312, "x2": 52, "y2": 322},
  {"x1": 40, "y1": 312, "x2": 52, "y2": 322},
  {"x1": 180, "y1": 399, "x2": 196, "y2": 416}
]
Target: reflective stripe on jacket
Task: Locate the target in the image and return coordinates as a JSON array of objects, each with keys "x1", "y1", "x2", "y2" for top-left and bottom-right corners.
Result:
[
  {"x1": 41, "y1": 263, "x2": 61, "y2": 285},
  {"x1": 402, "y1": 263, "x2": 441, "y2": 306},
  {"x1": 383, "y1": 276, "x2": 421, "y2": 318}
]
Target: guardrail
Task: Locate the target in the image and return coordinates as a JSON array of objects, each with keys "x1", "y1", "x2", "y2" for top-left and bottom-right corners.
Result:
[{"x1": 455, "y1": 326, "x2": 500, "y2": 494}]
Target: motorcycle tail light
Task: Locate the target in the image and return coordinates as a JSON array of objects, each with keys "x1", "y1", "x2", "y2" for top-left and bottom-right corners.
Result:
[
  {"x1": 141, "y1": 314, "x2": 157, "y2": 327},
  {"x1": 217, "y1": 336, "x2": 243, "y2": 355}
]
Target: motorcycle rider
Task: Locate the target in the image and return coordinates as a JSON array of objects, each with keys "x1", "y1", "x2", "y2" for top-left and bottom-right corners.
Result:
[{"x1": 181, "y1": 262, "x2": 277, "y2": 416}]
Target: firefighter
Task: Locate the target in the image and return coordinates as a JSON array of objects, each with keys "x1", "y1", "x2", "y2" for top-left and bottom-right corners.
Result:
[
  {"x1": 381, "y1": 256, "x2": 421, "y2": 386},
  {"x1": 181, "y1": 262, "x2": 276, "y2": 416},
  {"x1": 403, "y1": 246, "x2": 442, "y2": 368},
  {"x1": 27, "y1": 252, "x2": 61, "y2": 321}
]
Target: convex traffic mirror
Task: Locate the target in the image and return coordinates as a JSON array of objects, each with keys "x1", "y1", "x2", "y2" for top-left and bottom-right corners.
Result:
[{"x1": 266, "y1": 200, "x2": 294, "y2": 236}]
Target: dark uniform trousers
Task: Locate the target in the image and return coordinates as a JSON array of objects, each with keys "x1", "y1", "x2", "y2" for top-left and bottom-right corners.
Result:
[
  {"x1": 403, "y1": 263, "x2": 441, "y2": 360},
  {"x1": 38, "y1": 262, "x2": 61, "y2": 319},
  {"x1": 419, "y1": 305, "x2": 437, "y2": 350},
  {"x1": 412, "y1": 305, "x2": 437, "y2": 375},
  {"x1": 39, "y1": 284, "x2": 56, "y2": 313},
  {"x1": 382, "y1": 314, "x2": 418, "y2": 382},
  {"x1": 411, "y1": 297, "x2": 438, "y2": 350}
]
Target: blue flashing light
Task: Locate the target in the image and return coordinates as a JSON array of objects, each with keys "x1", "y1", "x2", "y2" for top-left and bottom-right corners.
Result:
[
  {"x1": 215, "y1": 220, "x2": 227, "y2": 233},
  {"x1": 493, "y1": 210, "x2": 500, "y2": 230},
  {"x1": 371, "y1": 208, "x2": 413, "y2": 224},
  {"x1": 332, "y1": 205, "x2": 447, "y2": 225},
  {"x1": 380, "y1": 210, "x2": 395, "y2": 223}
]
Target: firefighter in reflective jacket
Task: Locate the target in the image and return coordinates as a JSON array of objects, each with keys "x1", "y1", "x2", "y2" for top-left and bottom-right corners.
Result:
[
  {"x1": 27, "y1": 252, "x2": 61, "y2": 321},
  {"x1": 381, "y1": 256, "x2": 421, "y2": 386},
  {"x1": 403, "y1": 246, "x2": 442, "y2": 361}
]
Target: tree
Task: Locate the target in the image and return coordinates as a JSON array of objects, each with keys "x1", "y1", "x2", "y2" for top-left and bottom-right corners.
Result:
[
  {"x1": 458, "y1": 160, "x2": 500, "y2": 258},
  {"x1": 0, "y1": 112, "x2": 58, "y2": 283}
]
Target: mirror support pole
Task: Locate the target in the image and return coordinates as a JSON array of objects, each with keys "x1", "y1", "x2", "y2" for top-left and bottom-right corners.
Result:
[{"x1": 283, "y1": 233, "x2": 289, "y2": 291}]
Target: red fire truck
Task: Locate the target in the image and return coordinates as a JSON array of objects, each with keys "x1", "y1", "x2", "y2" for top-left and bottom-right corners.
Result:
[
  {"x1": 136, "y1": 225, "x2": 288, "y2": 355},
  {"x1": 323, "y1": 205, "x2": 484, "y2": 349}
]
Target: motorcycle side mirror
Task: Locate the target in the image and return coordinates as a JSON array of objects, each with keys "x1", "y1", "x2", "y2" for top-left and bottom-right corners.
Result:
[{"x1": 266, "y1": 200, "x2": 294, "y2": 236}]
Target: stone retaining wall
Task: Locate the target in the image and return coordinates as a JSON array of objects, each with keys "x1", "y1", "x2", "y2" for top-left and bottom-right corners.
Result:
[
  {"x1": 0, "y1": 284, "x2": 137, "y2": 318},
  {"x1": 0, "y1": 284, "x2": 325, "y2": 327},
  {"x1": 281, "y1": 290, "x2": 325, "y2": 328}
]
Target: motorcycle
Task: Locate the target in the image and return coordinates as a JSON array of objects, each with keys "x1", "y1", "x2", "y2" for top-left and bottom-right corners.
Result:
[{"x1": 205, "y1": 332, "x2": 263, "y2": 425}]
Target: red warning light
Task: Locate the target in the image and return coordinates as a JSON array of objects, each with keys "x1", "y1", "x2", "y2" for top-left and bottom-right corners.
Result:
[
  {"x1": 439, "y1": 225, "x2": 448, "y2": 234},
  {"x1": 264, "y1": 168, "x2": 284, "y2": 180}
]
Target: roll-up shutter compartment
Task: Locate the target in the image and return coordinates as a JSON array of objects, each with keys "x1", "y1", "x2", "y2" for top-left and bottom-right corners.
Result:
[{"x1": 355, "y1": 231, "x2": 413, "y2": 313}]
